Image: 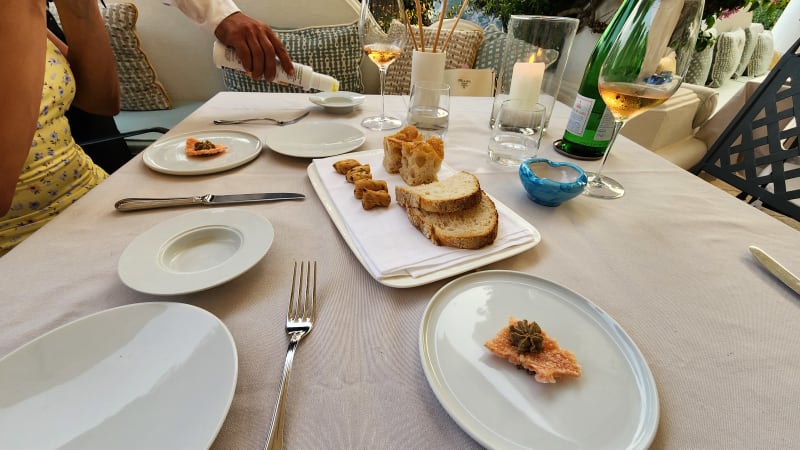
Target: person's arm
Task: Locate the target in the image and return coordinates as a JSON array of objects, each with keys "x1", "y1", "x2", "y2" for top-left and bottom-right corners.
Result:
[
  {"x1": 52, "y1": 0, "x2": 120, "y2": 116},
  {"x1": 0, "y1": 1, "x2": 47, "y2": 215},
  {"x1": 164, "y1": 0, "x2": 294, "y2": 80}
]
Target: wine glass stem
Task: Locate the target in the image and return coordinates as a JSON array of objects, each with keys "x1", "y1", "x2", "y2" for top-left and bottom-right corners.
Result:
[
  {"x1": 378, "y1": 67, "x2": 388, "y2": 120},
  {"x1": 592, "y1": 120, "x2": 624, "y2": 185}
]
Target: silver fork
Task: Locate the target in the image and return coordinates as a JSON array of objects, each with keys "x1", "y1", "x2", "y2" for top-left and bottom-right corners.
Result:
[
  {"x1": 213, "y1": 110, "x2": 310, "y2": 126},
  {"x1": 265, "y1": 260, "x2": 317, "y2": 450}
]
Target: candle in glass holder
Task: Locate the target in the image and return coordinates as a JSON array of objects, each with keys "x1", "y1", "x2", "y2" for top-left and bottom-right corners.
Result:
[{"x1": 508, "y1": 60, "x2": 544, "y2": 106}]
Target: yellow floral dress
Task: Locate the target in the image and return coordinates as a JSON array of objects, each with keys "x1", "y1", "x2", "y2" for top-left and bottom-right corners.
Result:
[{"x1": 0, "y1": 39, "x2": 108, "y2": 256}]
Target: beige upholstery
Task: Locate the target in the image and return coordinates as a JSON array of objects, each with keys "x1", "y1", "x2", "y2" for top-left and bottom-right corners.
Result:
[
  {"x1": 126, "y1": 0, "x2": 369, "y2": 101},
  {"x1": 621, "y1": 84, "x2": 719, "y2": 169}
]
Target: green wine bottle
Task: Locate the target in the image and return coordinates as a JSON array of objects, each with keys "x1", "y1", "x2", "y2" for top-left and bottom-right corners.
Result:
[{"x1": 557, "y1": 0, "x2": 640, "y2": 160}]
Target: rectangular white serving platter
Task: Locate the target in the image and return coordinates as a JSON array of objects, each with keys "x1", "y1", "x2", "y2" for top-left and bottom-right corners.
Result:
[{"x1": 307, "y1": 149, "x2": 541, "y2": 288}]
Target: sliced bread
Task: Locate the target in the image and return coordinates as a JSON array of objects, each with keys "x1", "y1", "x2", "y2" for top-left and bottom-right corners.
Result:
[
  {"x1": 396, "y1": 171, "x2": 482, "y2": 213},
  {"x1": 404, "y1": 191, "x2": 498, "y2": 249}
]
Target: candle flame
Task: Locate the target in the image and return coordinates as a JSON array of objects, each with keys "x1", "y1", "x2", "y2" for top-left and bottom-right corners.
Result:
[{"x1": 528, "y1": 48, "x2": 546, "y2": 64}]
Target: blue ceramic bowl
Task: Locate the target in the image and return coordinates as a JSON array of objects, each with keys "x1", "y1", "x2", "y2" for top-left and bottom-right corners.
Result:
[{"x1": 519, "y1": 158, "x2": 587, "y2": 206}]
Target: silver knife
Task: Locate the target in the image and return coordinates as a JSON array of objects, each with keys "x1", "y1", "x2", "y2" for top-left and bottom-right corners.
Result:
[
  {"x1": 115, "y1": 193, "x2": 305, "y2": 211},
  {"x1": 749, "y1": 246, "x2": 800, "y2": 296}
]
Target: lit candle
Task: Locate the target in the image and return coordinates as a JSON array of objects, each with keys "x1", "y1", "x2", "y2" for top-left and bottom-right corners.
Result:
[{"x1": 508, "y1": 59, "x2": 544, "y2": 106}]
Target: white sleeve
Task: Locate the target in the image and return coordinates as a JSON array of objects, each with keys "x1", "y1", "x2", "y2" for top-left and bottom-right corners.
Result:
[{"x1": 162, "y1": 0, "x2": 241, "y2": 34}]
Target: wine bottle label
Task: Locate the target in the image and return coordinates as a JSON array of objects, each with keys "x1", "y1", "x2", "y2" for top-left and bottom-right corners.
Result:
[
  {"x1": 564, "y1": 94, "x2": 594, "y2": 136},
  {"x1": 593, "y1": 108, "x2": 617, "y2": 141}
]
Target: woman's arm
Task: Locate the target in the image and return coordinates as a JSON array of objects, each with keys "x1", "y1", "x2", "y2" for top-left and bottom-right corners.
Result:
[
  {"x1": 0, "y1": 1, "x2": 48, "y2": 215},
  {"x1": 52, "y1": 0, "x2": 120, "y2": 116}
]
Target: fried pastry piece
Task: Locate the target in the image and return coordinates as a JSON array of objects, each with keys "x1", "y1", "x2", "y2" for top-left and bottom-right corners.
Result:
[
  {"x1": 354, "y1": 179, "x2": 388, "y2": 199},
  {"x1": 345, "y1": 164, "x2": 372, "y2": 183},
  {"x1": 361, "y1": 189, "x2": 391, "y2": 210},
  {"x1": 185, "y1": 137, "x2": 228, "y2": 156},
  {"x1": 484, "y1": 316, "x2": 581, "y2": 383},
  {"x1": 333, "y1": 159, "x2": 362, "y2": 175}
]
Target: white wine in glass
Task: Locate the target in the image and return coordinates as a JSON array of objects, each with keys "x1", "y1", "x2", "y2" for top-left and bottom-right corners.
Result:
[
  {"x1": 584, "y1": 0, "x2": 704, "y2": 199},
  {"x1": 359, "y1": 0, "x2": 408, "y2": 131}
]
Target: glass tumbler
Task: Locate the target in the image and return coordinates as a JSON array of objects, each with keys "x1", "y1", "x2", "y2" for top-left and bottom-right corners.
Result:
[{"x1": 488, "y1": 99, "x2": 545, "y2": 166}]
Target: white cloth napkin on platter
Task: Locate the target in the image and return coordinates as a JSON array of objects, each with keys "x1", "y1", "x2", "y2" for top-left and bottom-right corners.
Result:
[{"x1": 311, "y1": 150, "x2": 539, "y2": 281}]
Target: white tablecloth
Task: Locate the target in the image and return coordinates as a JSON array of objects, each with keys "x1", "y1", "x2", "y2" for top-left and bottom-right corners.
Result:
[{"x1": 1, "y1": 93, "x2": 799, "y2": 449}]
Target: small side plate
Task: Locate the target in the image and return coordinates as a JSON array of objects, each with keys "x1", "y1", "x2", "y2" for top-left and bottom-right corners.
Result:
[
  {"x1": 266, "y1": 122, "x2": 365, "y2": 158},
  {"x1": 308, "y1": 91, "x2": 366, "y2": 114},
  {"x1": 142, "y1": 130, "x2": 262, "y2": 175}
]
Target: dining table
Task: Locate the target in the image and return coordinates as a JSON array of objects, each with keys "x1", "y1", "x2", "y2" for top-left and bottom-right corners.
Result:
[{"x1": 1, "y1": 91, "x2": 799, "y2": 449}]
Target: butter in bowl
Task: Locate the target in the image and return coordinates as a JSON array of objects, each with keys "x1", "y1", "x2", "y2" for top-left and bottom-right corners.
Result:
[{"x1": 519, "y1": 158, "x2": 587, "y2": 207}]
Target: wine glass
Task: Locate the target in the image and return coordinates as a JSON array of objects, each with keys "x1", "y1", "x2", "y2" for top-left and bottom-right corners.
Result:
[
  {"x1": 359, "y1": 0, "x2": 409, "y2": 131},
  {"x1": 584, "y1": 0, "x2": 704, "y2": 199}
]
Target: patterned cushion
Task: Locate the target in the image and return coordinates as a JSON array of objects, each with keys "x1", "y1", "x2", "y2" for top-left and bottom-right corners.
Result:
[
  {"x1": 685, "y1": 39, "x2": 715, "y2": 85},
  {"x1": 103, "y1": 3, "x2": 172, "y2": 111},
  {"x1": 708, "y1": 28, "x2": 746, "y2": 88},
  {"x1": 733, "y1": 24, "x2": 763, "y2": 78},
  {"x1": 222, "y1": 22, "x2": 363, "y2": 93},
  {"x1": 747, "y1": 30, "x2": 774, "y2": 77},
  {"x1": 474, "y1": 23, "x2": 505, "y2": 75},
  {"x1": 383, "y1": 23, "x2": 483, "y2": 95}
]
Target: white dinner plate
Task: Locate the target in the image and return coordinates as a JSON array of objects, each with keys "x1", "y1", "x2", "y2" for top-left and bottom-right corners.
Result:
[
  {"x1": 0, "y1": 302, "x2": 237, "y2": 450},
  {"x1": 308, "y1": 91, "x2": 366, "y2": 114},
  {"x1": 266, "y1": 122, "x2": 366, "y2": 158},
  {"x1": 420, "y1": 270, "x2": 659, "y2": 450},
  {"x1": 142, "y1": 130, "x2": 262, "y2": 175},
  {"x1": 118, "y1": 209, "x2": 274, "y2": 295}
]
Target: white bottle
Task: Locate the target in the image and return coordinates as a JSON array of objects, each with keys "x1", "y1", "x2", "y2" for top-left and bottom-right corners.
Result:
[{"x1": 212, "y1": 41, "x2": 339, "y2": 92}]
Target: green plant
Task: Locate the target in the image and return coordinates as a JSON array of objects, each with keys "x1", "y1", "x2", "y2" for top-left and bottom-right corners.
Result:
[
  {"x1": 468, "y1": 0, "x2": 606, "y2": 31},
  {"x1": 751, "y1": 0, "x2": 789, "y2": 28},
  {"x1": 694, "y1": 0, "x2": 771, "y2": 51}
]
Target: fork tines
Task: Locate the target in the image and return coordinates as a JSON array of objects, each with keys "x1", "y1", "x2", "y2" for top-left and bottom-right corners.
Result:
[{"x1": 289, "y1": 261, "x2": 317, "y2": 323}]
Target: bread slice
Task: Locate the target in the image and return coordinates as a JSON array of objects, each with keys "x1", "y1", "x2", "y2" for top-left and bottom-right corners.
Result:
[
  {"x1": 404, "y1": 191, "x2": 498, "y2": 249},
  {"x1": 396, "y1": 171, "x2": 482, "y2": 213},
  {"x1": 484, "y1": 316, "x2": 581, "y2": 384}
]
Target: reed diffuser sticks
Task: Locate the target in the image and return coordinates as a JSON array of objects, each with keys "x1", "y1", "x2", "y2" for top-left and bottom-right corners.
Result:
[{"x1": 411, "y1": 0, "x2": 469, "y2": 53}]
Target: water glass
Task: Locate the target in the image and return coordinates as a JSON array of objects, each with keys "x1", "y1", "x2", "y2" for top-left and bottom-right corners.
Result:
[
  {"x1": 488, "y1": 100, "x2": 545, "y2": 166},
  {"x1": 406, "y1": 81, "x2": 450, "y2": 138}
]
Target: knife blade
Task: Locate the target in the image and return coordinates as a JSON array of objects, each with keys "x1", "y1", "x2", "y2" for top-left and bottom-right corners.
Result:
[
  {"x1": 749, "y1": 246, "x2": 800, "y2": 296},
  {"x1": 115, "y1": 193, "x2": 305, "y2": 211}
]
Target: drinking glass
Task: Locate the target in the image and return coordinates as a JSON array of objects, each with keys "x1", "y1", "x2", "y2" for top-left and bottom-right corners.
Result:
[
  {"x1": 406, "y1": 81, "x2": 450, "y2": 138},
  {"x1": 358, "y1": 0, "x2": 408, "y2": 131},
  {"x1": 488, "y1": 99, "x2": 546, "y2": 166},
  {"x1": 584, "y1": 0, "x2": 704, "y2": 199}
]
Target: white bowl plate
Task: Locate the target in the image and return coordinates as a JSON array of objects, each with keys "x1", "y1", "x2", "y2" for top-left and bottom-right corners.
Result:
[
  {"x1": 118, "y1": 209, "x2": 274, "y2": 295},
  {"x1": 308, "y1": 91, "x2": 366, "y2": 114}
]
